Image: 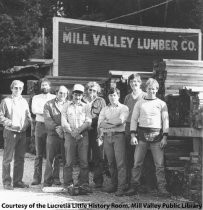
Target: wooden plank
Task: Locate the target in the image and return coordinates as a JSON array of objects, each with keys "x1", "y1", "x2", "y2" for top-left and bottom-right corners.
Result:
[
  {"x1": 165, "y1": 67, "x2": 203, "y2": 75},
  {"x1": 193, "y1": 137, "x2": 202, "y2": 155},
  {"x1": 164, "y1": 59, "x2": 203, "y2": 67},
  {"x1": 166, "y1": 76, "x2": 203, "y2": 81},
  {"x1": 169, "y1": 127, "x2": 203, "y2": 138},
  {"x1": 165, "y1": 167, "x2": 184, "y2": 171}
]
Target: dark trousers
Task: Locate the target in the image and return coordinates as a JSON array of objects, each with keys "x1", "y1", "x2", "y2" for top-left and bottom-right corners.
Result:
[
  {"x1": 44, "y1": 134, "x2": 64, "y2": 185},
  {"x1": 63, "y1": 132, "x2": 89, "y2": 186},
  {"x1": 33, "y1": 122, "x2": 60, "y2": 182},
  {"x1": 88, "y1": 128, "x2": 104, "y2": 185},
  {"x1": 2, "y1": 129, "x2": 26, "y2": 185},
  {"x1": 103, "y1": 132, "x2": 127, "y2": 190}
]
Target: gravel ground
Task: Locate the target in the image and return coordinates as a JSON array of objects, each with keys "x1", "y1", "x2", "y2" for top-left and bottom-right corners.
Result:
[{"x1": 0, "y1": 149, "x2": 199, "y2": 210}]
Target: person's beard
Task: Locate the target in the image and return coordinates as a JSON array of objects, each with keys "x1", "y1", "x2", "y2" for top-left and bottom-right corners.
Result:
[{"x1": 41, "y1": 88, "x2": 50, "y2": 94}]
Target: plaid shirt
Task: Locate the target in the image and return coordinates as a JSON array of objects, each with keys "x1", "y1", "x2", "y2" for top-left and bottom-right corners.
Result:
[{"x1": 61, "y1": 101, "x2": 92, "y2": 131}]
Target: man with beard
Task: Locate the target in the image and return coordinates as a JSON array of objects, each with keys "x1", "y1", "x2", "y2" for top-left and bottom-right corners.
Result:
[{"x1": 31, "y1": 78, "x2": 60, "y2": 185}]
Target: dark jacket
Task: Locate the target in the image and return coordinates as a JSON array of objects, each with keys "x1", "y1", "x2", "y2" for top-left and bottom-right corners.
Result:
[
  {"x1": 44, "y1": 98, "x2": 66, "y2": 136},
  {"x1": 90, "y1": 97, "x2": 106, "y2": 128}
]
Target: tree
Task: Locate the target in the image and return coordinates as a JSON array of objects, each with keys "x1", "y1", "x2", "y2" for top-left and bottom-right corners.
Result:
[{"x1": 0, "y1": 0, "x2": 41, "y2": 69}]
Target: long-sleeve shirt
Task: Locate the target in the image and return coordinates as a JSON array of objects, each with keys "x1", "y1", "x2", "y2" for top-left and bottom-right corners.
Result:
[
  {"x1": 98, "y1": 102, "x2": 129, "y2": 133},
  {"x1": 0, "y1": 96, "x2": 31, "y2": 132},
  {"x1": 130, "y1": 98, "x2": 169, "y2": 133},
  {"x1": 44, "y1": 98, "x2": 67, "y2": 135},
  {"x1": 31, "y1": 93, "x2": 55, "y2": 122},
  {"x1": 61, "y1": 101, "x2": 92, "y2": 132},
  {"x1": 124, "y1": 91, "x2": 146, "y2": 123}
]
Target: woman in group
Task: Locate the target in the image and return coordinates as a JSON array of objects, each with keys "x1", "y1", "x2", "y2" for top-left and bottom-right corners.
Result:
[
  {"x1": 83, "y1": 82, "x2": 106, "y2": 188},
  {"x1": 126, "y1": 78, "x2": 169, "y2": 197},
  {"x1": 124, "y1": 73, "x2": 146, "y2": 187}
]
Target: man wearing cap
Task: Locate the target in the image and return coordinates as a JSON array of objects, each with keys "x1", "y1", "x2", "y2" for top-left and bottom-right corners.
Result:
[
  {"x1": 61, "y1": 84, "x2": 92, "y2": 189},
  {"x1": 98, "y1": 87, "x2": 129, "y2": 196}
]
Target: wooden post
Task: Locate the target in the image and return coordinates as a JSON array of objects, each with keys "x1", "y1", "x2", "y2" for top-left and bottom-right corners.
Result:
[{"x1": 193, "y1": 137, "x2": 202, "y2": 157}]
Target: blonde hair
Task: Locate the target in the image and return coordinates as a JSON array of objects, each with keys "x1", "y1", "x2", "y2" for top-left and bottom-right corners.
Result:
[
  {"x1": 86, "y1": 81, "x2": 101, "y2": 93},
  {"x1": 146, "y1": 78, "x2": 159, "y2": 90},
  {"x1": 10, "y1": 80, "x2": 24, "y2": 90}
]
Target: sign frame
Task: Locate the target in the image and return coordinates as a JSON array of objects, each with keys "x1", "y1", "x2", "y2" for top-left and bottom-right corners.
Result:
[{"x1": 53, "y1": 17, "x2": 202, "y2": 76}]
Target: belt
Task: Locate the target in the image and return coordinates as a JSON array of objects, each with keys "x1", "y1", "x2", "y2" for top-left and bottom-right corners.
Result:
[
  {"x1": 104, "y1": 131, "x2": 125, "y2": 135},
  {"x1": 36, "y1": 121, "x2": 45, "y2": 124}
]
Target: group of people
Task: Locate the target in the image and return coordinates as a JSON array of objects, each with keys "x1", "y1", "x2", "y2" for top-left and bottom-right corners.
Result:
[{"x1": 0, "y1": 73, "x2": 169, "y2": 198}]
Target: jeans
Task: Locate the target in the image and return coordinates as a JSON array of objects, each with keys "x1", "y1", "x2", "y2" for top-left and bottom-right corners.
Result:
[
  {"x1": 103, "y1": 132, "x2": 127, "y2": 189},
  {"x1": 63, "y1": 131, "x2": 89, "y2": 186},
  {"x1": 2, "y1": 129, "x2": 26, "y2": 185},
  {"x1": 125, "y1": 123, "x2": 135, "y2": 185},
  {"x1": 131, "y1": 140, "x2": 166, "y2": 189},
  {"x1": 88, "y1": 128, "x2": 104, "y2": 185},
  {"x1": 44, "y1": 134, "x2": 63, "y2": 185},
  {"x1": 33, "y1": 122, "x2": 60, "y2": 182}
]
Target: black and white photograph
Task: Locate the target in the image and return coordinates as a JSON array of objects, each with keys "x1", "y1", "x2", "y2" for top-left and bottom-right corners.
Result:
[{"x1": 0, "y1": 0, "x2": 202, "y2": 209}]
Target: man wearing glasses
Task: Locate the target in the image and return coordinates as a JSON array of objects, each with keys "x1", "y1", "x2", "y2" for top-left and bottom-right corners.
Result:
[
  {"x1": 0, "y1": 80, "x2": 31, "y2": 190},
  {"x1": 61, "y1": 84, "x2": 92, "y2": 191},
  {"x1": 43, "y1": 86, "x2": 69, "y2": 187},
  {"x1": 83, "y1": 82, "x2": 106, "y2": 188}
]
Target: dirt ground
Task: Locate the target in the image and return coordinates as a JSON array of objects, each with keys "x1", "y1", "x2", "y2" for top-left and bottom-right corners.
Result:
[{"x1": 0, "y1": 149, "x2": 200, "y2": 210}]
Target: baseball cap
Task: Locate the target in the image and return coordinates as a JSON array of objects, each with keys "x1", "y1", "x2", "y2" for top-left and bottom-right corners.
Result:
[{"x1": 72, "y1": 84, "x2": 84, "y2": 93}]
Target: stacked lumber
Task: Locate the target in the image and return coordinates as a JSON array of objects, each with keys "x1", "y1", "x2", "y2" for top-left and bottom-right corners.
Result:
[
  {"x1": 165, "y1": 137, "x2": 193, "y2": 195},
  {"x1": 183, "y1": 152, "x2": 202, "y2": 203},
  {"x1": 166, "y1": 89, "x2": 200, "y2": 127},
  {"x1": 164, "y1": 59, "x2": 203, "y2": 107}
]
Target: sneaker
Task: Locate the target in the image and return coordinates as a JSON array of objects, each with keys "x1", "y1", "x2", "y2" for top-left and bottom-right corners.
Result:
[
  {"x1": 13, "y1": 181, "x2": 29, "y2": 188},
  {"x1": 3, "y1": 184, "x2": 14, "y2": 190}
]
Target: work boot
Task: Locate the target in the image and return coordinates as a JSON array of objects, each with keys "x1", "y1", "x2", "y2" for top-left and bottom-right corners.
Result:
[
  {"x1": 157, "y1": 187, "x2": 170, "y2": 198},
  {"x1": 94, "y1": 182, "x2": 103, "y2": 188},
  {"x1": 31, "y1": 178, "x2": 40, "y2": 185},
  {"x1": 4, "y1": 184, "x2": 14, "y2": 190},
  {"x1": 53, "y1": 179, "x2": 61, "y2": 186},
  {"x1": 125, "y1": 185, "x2": 138, "y2": 196},
  {"x1": 115, "y1": 189, "x2": 125, "y2": 197},
  {"x1": 13, "y1": 181, "x2": 29, "y2": 188},
  {"x1": 102, "y1": 184, "x2": 117, "y2": 193}
]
